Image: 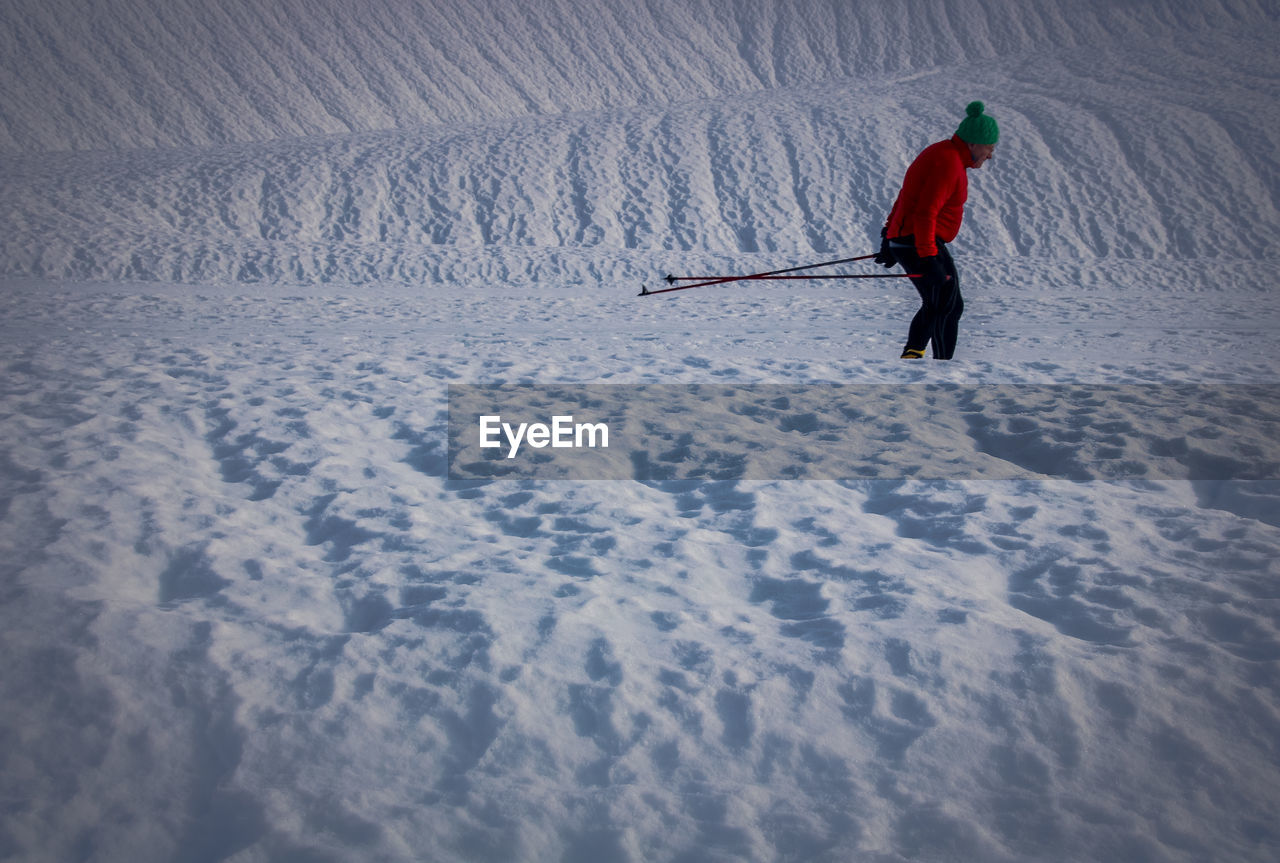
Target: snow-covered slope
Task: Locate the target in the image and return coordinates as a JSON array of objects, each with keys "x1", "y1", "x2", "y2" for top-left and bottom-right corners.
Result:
[
  {"x1": 3, "y1": 0, "x2": 1273, "y2": 153},
  {"x1": 2, "y1": 1, "x2": 1280, "y2": 862},
  {"x1": 3, "y1": 0, "x2": 1279, "y2": 287}
]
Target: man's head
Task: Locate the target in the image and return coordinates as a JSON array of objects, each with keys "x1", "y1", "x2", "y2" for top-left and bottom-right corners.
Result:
[
  {"x1": 968, "y1": 141, "x2": 995, "y2": 169},
  {"x1": 956, "y1": 101, "x2": 998, "y2": 168}
]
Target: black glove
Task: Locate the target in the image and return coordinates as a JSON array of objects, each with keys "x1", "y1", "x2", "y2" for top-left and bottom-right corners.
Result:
[{"x1": 874, "y1": 228, "x2": 897, "y2": 269}]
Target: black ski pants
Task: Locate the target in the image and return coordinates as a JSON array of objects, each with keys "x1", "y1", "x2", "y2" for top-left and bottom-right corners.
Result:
[{"x1": 890, "y1": 238, "x2": 964, "y2": 359}]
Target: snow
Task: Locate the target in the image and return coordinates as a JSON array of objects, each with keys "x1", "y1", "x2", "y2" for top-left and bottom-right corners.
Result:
[{"x1": 2, "y1": 1, "x2": 1280, "y2": 861}]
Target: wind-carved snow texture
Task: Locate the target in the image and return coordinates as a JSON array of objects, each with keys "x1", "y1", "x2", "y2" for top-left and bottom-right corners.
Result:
[
  {"x1": 3, "y1": 2, "x2": 1280, "y2": 287},
  {"x1": 0, "y1": 0, "x2": 1270, "y2": 154},
  {"x1": 3, "y1": 1, "x2": 1280, "y2": 862}
]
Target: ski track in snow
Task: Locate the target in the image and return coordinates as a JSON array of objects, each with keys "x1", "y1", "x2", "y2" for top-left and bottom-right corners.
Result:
[{"x1": 3, "y1": 1, "x2": 1280, "y2": 862}]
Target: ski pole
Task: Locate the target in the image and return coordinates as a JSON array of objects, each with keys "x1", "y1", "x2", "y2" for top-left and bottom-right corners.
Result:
[
  {"x1": 639, "y1": 253, "x2": 879, "y2": 297},
  {"x1": 661, "y1": 273, "x2": 919, "y2": 282}
]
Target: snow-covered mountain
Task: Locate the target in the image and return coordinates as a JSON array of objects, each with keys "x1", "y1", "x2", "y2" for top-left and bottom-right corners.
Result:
[{"x1": 2, "y1": 1, "x2": 1279, "y2": 861}]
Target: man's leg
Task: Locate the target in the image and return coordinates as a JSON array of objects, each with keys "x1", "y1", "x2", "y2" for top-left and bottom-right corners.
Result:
[
  {"x1": 896, "y1": 242, "x2": 947, "y2": 358},
  {"x1": 905, "y1": 277, "x2": 937, "y2": 356},
  {"x1": 932, "y1": 245, "x2": 963, "y2": 359}
]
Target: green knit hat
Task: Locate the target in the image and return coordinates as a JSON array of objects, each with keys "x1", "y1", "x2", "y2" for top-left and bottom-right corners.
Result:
[{"x1": 956, "y1": 101, "x2": 999, "y2": 145}]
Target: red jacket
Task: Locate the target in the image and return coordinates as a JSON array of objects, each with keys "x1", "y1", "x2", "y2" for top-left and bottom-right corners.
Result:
[{"x1": 886, "y1": 135, "x2": 974, "y2": 258}]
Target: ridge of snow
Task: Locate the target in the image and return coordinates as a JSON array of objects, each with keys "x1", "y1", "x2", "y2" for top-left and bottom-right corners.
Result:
[{"x1": 1, "y1": 0, "x2": 1276, "y2": 153}]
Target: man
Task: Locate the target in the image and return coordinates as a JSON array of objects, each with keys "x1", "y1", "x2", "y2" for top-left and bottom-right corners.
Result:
[{"x1": 876, "y1": 101, "x2": 998, "y2": 359}]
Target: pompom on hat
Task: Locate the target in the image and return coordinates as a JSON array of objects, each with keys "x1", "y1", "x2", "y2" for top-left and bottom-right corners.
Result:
[{"x1": 956, "y1": 101, "x2": 999, "y2": 146}]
